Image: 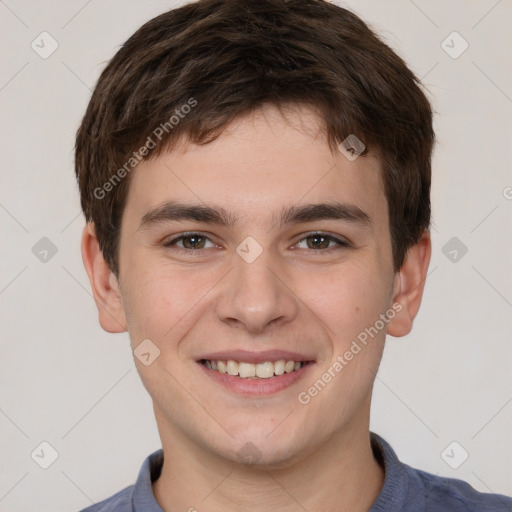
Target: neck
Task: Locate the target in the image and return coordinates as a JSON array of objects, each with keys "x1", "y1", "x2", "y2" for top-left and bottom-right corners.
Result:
[{"x1": 152, "y1": 406, "x2": 384, "y2": 512}]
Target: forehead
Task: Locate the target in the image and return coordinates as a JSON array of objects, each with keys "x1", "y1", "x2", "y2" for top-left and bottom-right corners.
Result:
[{"x1": 123, "y1": 104, "x2": 387, "y2": 231}]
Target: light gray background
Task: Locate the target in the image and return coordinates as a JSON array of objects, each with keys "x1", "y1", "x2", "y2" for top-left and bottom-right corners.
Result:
[{"x1": 1, "y1": 0, "x2": 511, "y2": 510}]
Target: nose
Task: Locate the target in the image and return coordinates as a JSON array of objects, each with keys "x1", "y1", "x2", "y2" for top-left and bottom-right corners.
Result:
[{"x1": 215, "y1": 247, "x2": 299, "y2": 333}]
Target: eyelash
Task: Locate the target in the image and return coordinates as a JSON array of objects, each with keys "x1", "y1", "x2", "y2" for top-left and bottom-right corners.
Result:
[{"x1": 163, "y1": 231, "x2": 351, "y2": 254}]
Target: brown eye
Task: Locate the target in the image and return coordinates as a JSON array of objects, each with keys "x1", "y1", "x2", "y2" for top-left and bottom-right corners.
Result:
[
  {"x1": 306, "y1": 234, "x2": 330, "y2": 249},
  {"x1": 163, "y1": 233, "x2": 215, "y2": 251},
  {"x1": 296, "y1": 233, "x2": 350, "y2": 251},
  {"x1": 181, "y1": 235, "x2": 206, "y2": 249}
]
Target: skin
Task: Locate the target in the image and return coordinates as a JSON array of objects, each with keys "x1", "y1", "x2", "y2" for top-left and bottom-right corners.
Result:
[{"x1": 82, "y1": 103, "x2": 431, "y2": 512}]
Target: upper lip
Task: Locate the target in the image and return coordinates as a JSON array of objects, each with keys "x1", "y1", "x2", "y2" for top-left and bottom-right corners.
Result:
[{"x1": 197, "y1": 350, "x2": 315, "y2": 365}]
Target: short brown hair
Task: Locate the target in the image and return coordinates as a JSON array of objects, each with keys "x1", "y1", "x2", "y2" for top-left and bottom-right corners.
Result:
[{"x1": 74, "y1": 0, "x2": 434, "y2": 276}]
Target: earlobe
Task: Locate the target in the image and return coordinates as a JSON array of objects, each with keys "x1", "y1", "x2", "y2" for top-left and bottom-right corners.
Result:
[
  {"x1": 81, "y1": 222, "x2": 127, "y2": 333},
  {"x1": 387, "y1": 230, "x2": 431, "y2": 338}
]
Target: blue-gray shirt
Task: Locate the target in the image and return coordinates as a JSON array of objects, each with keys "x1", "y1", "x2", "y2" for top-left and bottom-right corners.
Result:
[{"x1": 79, "y1": 433, "x2": 512, "y2": 511}]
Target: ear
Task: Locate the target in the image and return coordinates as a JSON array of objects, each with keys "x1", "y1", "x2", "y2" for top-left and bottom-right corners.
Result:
[
  {"x1": 81, "y1": 222, "x2": 127, "y2": 333},
  {"x1": 387, "y1": 229, "x2": 431, "y2": 338}
]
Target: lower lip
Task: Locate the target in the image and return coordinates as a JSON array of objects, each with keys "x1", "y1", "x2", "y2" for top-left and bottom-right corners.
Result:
[{"x1": 197, "y1": 362, "x2": 314, "y2": 396}]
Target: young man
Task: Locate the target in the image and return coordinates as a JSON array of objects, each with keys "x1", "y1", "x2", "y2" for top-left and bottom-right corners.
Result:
[{"x1": 75, "y1": 0, "x2": 512, "y2": 510}]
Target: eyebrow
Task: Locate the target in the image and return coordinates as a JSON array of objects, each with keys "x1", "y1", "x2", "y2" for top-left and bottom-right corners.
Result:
[{"x1": 138, "y1": 200, "x2": 373, "y2": 231}]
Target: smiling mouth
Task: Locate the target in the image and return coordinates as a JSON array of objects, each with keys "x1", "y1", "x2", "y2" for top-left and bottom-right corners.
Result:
[{"x1": 199, "y1": 359, "x2": 313, "y2": 379}]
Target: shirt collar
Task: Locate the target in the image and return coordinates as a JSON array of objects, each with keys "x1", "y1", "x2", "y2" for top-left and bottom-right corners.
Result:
[
  {"x1": 131, "y1": 432, "x2": 422, "y2": 511},
  {"x1": 369, "y1": 432, "x2": 425, "y2": 511}
]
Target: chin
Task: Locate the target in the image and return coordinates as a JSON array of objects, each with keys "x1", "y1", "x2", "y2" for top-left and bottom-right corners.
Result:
[{"x1": 212, "y1": 428, "x2": 311, "y2": 469}]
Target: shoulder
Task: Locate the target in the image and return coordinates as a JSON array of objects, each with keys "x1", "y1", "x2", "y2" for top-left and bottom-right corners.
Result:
[
  {"x1": 78, "y1": 484, "x2": 135, "y2": 512},
  {"x1": 370, "y1": 433, "x2": 512, "y2": 512},
  {"x1": 416, "y1": 469, "x2": 512, "y2": 511},
  {"x1": 76, "y1": 449, "x2": 164, "y2": 512}
]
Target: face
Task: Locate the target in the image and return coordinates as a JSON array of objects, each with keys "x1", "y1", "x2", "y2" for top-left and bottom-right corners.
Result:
[{"x1": 113, "y1": 104, "x2": 401, "y2": 466}]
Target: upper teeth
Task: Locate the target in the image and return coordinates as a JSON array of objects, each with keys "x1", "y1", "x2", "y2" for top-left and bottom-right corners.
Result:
[{"x1": 202, "y1": 359, "x2": 304, "y2": 378}]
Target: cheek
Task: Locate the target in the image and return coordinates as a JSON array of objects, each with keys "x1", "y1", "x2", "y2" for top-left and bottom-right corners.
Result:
[
  {"x1": 120, "y1": 257, "x2": 224, "y2": 352},
  {"x1": 300, "y1": 261, "x2": 391, "y2": 342},
  {"x1": 295, "y1": 266, "x2": 389, "y2": 433}
]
